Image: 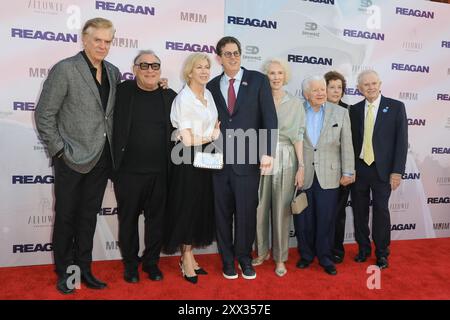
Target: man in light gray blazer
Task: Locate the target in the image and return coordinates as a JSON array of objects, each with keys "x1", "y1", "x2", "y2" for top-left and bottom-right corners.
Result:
[
  {"x1": 35, "y1": 17, "x2": 120, "y2": 294},
  {"x1": 293, "y1": 76, "x2": 354, "y2": 276}
]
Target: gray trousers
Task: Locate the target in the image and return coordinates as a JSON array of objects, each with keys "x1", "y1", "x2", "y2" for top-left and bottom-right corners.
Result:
[{"x1": 255, "y1": 143, "x2": 297, "y2": 262}]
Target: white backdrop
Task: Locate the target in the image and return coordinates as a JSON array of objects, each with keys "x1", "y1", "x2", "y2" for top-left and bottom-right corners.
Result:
[{"x1": 0, "y1": 0, "x2": 449, "y2": 267}]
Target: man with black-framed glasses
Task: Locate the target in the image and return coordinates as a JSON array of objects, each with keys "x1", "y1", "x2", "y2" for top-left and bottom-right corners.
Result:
[
  {"x1": 207, "y1": 36, "x2": 278, "y2": 280},
  {"x1": 112, "y1": 50, "x2": 177, "y2": 283}
]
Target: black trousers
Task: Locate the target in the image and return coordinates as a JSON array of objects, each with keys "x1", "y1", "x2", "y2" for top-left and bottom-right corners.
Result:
[
  {"x1": 113, "y1": 171, "x2": 166, "y2": 270},
  {"x1": 332, "y1": 185, "x2": 350, "y2": 258},
  {"x1": 213, "y1": 166, "x2": 260, "y2": 266},
  {"x1": 351, "y1": 160, "x2": 391, "y2": 258},
  {"x1": 53, "y1": 154, "x2": 110, "y2": 276}
]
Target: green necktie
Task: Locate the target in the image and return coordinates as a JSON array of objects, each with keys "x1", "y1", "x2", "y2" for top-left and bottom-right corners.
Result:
[{"x1": 363, "y1": 104, "x2": 375, "y2": 165}]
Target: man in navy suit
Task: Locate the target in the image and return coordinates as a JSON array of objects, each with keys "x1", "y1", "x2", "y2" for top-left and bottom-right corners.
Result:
[
  {"x1": 207, "y1": 36, "x2": 278, "y2": 280},
  {"x1": 349, "y1": 70, "x2": 408, "y2": 269}
]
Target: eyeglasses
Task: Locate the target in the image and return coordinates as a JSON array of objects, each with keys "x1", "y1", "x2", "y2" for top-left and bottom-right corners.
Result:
[
  {"x1": 134, "y1": 62, "x2": 161, "y2": 70},
  {"x1": 222, "y1": 51, "x2": 241, "y2": 58}
]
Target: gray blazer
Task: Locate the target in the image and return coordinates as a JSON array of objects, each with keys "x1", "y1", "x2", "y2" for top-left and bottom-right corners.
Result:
[
  {"x1": 303, "y1": 101, "x2": 355, "y2": 190},
  {"x1": 35, "y1": 52, "x2": 120, "y2": 173}
]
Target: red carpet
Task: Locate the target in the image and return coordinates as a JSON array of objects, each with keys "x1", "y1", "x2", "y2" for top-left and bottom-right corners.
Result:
[{"x1": 1, "y1": 238, "x2": 449, "y2": 300}]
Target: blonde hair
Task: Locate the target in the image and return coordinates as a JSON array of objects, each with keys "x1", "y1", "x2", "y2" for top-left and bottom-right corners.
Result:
[
  {"x1": 82, "y1": 17, "x2": 115, "y2": 36},
  {"x1": 262, "y1": 58, "x2": 291, "y2": 85},
  {"x1": 182, "y1": 53, "x2": 211, "y2": 84}
]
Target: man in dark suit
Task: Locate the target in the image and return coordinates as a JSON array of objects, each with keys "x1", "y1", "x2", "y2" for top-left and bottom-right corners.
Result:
[
  {"x1": 112, "y1": 50, "x2": 176, "y2": 283},
  {"x1": 35, "y1": 17, "x2": 120, "y2": 294},
  {"x1": 349, "y1": 70, "x2": 408, "y2": 269},
  {"x1": 207, "y1": 36, "x2": 278, "y2": 280}
]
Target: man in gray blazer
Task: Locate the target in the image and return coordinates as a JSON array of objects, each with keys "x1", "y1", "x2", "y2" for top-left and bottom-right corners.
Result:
[
  {"x1": 35, "y1": 17, "x2": 120, "y2": 294},
  {"x1": 293, "y1": 76, "x2": 354, "y2": 276}
]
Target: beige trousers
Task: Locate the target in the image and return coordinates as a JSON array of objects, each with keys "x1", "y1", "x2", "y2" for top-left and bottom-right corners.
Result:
[{"x1": 255, "y1": 143, "x2": 297, "y2": 262}]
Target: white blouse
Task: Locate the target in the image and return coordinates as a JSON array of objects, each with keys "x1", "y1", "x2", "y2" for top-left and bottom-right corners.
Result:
[{"x1": 170, "y1": 84, "x2": 218, "y2": 139}]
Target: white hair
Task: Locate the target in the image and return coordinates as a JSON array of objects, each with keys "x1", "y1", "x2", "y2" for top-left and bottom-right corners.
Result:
[
  {"x1": 302, "y1": 75, "x2": 326, "y2": 93},
  {"x1": 261, "y1": 58, "x2": 291, "y2": 85},
  {"x1": 357, "y1": 69, "x2": 380, "y2": 85}
]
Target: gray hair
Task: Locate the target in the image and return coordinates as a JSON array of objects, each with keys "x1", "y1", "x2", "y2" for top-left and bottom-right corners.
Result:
[
  {"x1": 133, "y1": 50, "x2": 161, "y2": 64},
  {"x1": 357, "y1": 69, "x2": 380, "y2": 85},
  {"x1": 261, "y1": 58, "x2": 291, "y2": 85},
  {"x1": 302, "y1": 75, "x2": 326, "y2": 93}
]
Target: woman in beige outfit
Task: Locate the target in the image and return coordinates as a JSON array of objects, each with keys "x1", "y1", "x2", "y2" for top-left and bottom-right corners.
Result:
[{"x1": 253, "y1": 58, "x2": 306, "y2": 276}]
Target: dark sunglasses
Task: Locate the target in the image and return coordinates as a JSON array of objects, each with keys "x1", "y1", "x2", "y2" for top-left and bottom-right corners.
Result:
[{"x1": 134, "y1": 62, "x2": 161, "y2": 70}]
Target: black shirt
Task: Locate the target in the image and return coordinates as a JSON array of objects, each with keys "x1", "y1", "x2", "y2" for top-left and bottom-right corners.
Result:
[
  {"x1": 80, "y1": 50, "x2": 112, "y2": 168},
  {"x1": 338, "y1": 100, "x2": 349, "y2": 109},
  {"x1": 81, "y1": 50, "x2": 110, "y2": 111},
  {"x1": 120, "y1": 86, "x2": 167, "y2": 173}
]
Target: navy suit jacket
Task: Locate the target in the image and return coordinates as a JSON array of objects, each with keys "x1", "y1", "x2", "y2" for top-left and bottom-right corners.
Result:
[
  {"x1": 207, "y1": 67, "x2": 278, "y2": 176},
  {"x1": 349, "y1": 95, "x2": 408, "y2": 182}
]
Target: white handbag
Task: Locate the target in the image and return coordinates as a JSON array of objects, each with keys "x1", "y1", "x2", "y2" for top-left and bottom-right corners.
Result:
[{"x1": 193, "y1": 151, "x2": 223, "y2": 170}]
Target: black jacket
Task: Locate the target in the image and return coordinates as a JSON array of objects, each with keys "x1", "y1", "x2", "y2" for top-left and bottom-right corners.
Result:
[{"x1": 112, "y1": 80, "x2": 177, "y2": 175}]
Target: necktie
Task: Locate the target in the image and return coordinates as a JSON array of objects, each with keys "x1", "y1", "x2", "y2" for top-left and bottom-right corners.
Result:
[
  {"x1": 227, "y1": 78, "x2": 236, "y2": 115},
  {"x1": 363, "y1": 104, "x2": 375, "y2": 165}
]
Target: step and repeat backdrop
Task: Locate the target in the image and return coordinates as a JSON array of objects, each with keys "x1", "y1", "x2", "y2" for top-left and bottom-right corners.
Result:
[{"x1": 1, "y1": 0, "x2": 449, "y2": 267}]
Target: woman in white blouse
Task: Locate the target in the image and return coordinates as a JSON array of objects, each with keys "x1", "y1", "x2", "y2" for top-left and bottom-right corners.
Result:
[{"x1": 163, "y1": 53, "x2": 220, "y2": 284}]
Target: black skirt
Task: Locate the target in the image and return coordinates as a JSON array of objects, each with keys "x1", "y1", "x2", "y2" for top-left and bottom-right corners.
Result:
[{"x1": 162, "y1": 144, "x2": 215, "y2": 254}]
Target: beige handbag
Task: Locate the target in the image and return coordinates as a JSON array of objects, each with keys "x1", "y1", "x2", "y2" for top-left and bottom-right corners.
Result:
[{"x1": 291, "y1": 187, "x2": 308, "y2": 215}]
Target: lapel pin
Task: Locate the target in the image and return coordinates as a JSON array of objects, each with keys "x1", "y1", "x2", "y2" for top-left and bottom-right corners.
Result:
[
  {"x1": 383, "y1": 106, "x2": 389, "y2": 113},
  {"x1": 242, "y1": 81, "x2": 248, "y2": 86}
]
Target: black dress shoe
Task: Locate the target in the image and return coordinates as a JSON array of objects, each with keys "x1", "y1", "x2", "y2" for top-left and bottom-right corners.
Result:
[
  {"x1": 81, "y1": 271, "x2": 107, "y2": 289},
  {"x1": 331, "y1": 254, "x2": 344, "y2": 264},
  {"x1": 296, "y1": 258, "x2": 311, "y2": 269},
  {"x1": 124, "y1": 269, "x2": 140, "y2": 283},
  {"x1": 194, "y1": 267, "x2": 208, "y2": 275},
  {"x1": 376, "y1": 257, "x2": 389, "y2": 269},
  {"x1": 145, "y1": 265, "x2": 163, "y2": 281},
  {"x1": 179, "y1": 261, "x2": 197, "y2": 284},
  {"x1": 56, "y1": 275, "x2": 75, "y2": 294},
  {"x1": 354, "y1": 252, "x2": 370, "y2": 263},
  {"x1": 323, "y1": 265, "x2": 337, "y2": 276}
]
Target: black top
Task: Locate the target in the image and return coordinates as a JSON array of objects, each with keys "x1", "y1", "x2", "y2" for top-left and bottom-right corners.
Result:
[
  {"x1": 120, "y1": 86, "x2": 166, "y2": 173},
  {"x1": 338, "y1": 100, "x2": 349, "y2": 109},
  {"x1": 81, "y1": 50, "x2": 110, "y2": 111},
  {"x1": 338, "y1": 100, "x2": 348, "y2": 109}
]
